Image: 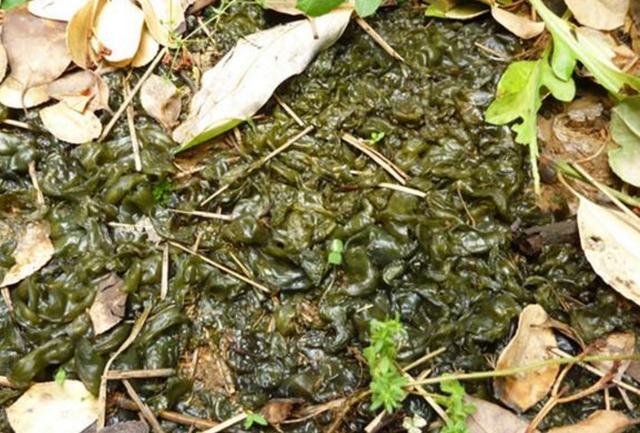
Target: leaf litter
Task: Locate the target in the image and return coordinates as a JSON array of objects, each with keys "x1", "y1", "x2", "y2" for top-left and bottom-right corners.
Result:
[
  {"x1": 140, "y1": 74, "x2": 182, "y2": 129},
  {"x1": 88, "y1": 273, "x2": 128, "y2": 335},
  {"x1": 0, "y1": 221, "x2": 54, "y2": 288}
]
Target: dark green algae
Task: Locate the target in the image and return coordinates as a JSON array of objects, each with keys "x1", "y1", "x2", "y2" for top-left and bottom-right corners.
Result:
[{"x1": 1, "y1": 3, "x2": 640, "y2": 432}]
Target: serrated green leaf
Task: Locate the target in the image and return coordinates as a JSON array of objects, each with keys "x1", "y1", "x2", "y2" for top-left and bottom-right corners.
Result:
[
  {"x1": 296, "y1": 0, "x2": 344, "y2": 16},
  {"x1": 609, "y1": 96, "x2": 640, "y2": 187},
  {"x1": 355, "y1": 0, "x2": 381, "y2": 17}
]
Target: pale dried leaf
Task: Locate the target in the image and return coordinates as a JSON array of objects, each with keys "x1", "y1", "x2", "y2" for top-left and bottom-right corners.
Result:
[
  {"x1": 46, "y1": 70, "x2": 110, "y2": 112},
  {"x1": 547, "y1": 410, "x2": 632, "y2": 433},
  {"x1": 28, "y1": 0, "x2": 87, "y2": 21},
  {"x1": 0, "y1": 44, "x2": 7, "y2": 84},
  {"x1": 140, "y1": 74, "x2": 181, "y2": 129},
  {"x1": 0, "y1": 76, "x2": 50, "y2": 108},
  {"x1": 40, "y1": 101, "x2": 102, "y2": 144},
  {"x1": 494, "y1": 304, "x2": 559, "y2": 412},
  {"x1": 94, "y1": 0, "x2": 145, "y2": 63},
  {"x1": 0, "y1": 222, "x2": 54, "y2": 288},
  {"x1": 491, "y1": 7, "x2": 545, "y2": 39},
  {"x1": 591, "y1": 332, "x2": 636, "y2": 379},
  {"x1": 2, "y1": 7, "x2": 71, "y2": 88},
  {"x1": 7, "y1": 381, "x2": 99, "y2": 433},
  {"x1": 173, "y1": 10, "x2": 351, "y2": 150},
  {"x1": 575, "y1": 27, "x2": 618, "y2": 68},
  {"x1": 261, "y1": 0, "x2": 301, "y2": 15},
  {"x1": 577, "y1": 196, "x2": 640, "y2": 306},
  {"x1": 67, "y1": 0, "x2": 105, "y2": 69},
  {"x1": 465, "y1": 396, "x2": 537, "y2": 433},
  {"x1": 89, "y1": 273, "x2": 127, "y2": 335},
  {"x1": 138, "y1": 0, "x2": 186, "y2": 47},
  {"x1": 131, "y1": 26, "x2": 159, "y2": 68},
  {"x1": 565, "y1": 0, "x2": 629, "y2": 30}
]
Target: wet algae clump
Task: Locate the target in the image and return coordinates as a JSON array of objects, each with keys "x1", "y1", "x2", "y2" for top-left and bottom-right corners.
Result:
[{"x1": 1, "y1": 3, "x2": 640, "y2": 432}]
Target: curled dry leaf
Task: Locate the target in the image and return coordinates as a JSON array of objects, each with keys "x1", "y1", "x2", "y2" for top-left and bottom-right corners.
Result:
[
  {"x1": 591, "y1": 332, "x2": 636, "y2": 379},
  {"x1": 577, "y1": 196, "x2": 640, "y2": 306},
  {"x1": 0, "y1": 76, "x2": 50, "y2": 108},
  {"x1": 173, "y1": 10, "x2": 351, "y2": 150},
  {"x1": 494, "y1": 304, "x2": 559, "y2": 412},
  {"x1": 0, "y1": 222, "x2": 54, "y2": 288},
  {"x1": 27, "y1": 0, "x2": 87, "y2": 21},
  {"x1": 564, "y1": 0, "x2": 629, "y2": 31},
  {"x1": 40, "y1": 101, "x2": 102, "y2": 144},
  {"x1": 140, "y1": 74, "x2": 182, "y2": 129},
  {"x1": 131, "y1": 26, "x2": 160, "y2": 68},
  {"x1": 138, "y1": 0, "x2": 186, "y2": 47},
  {"x1": 6, "y1": 381, "x2": 99, "y2": 433},
  {"x1": 260, "y1": 399, "x2": 295, "y2": 425},
  {"x1": 465, "y1": 396, "x2": 538, "y2": 433},
  {"x1": 47, "y1": 70, "x2": 110, "y2": 112},
  {"x1": 89, "y1": 273, "x2": 127, "y2": 335},
  {"x1": 260, "y1": 0, "x2": 302, "y2": 15},
  {"x1": 2, "y1": 6, "x2": 71, "y2": 88},
  {"x1": 425, "y1": 2, "x2": 489, "y2": 20},
  {"x1": 0, "y1": 44, "x2": 7, "y2": 84},
  {"x1": 93, "y1": 0, "x2": 144, "y2": 64},
  {"x1": 547, "y1": 410, "x2": 633, "y2": 433},
  {"x1": 491, "y1": 7, "x2": 545, "y2": 40},
  {"x1": 67, "y1": 0, "x2": 105, "y2": 69}
]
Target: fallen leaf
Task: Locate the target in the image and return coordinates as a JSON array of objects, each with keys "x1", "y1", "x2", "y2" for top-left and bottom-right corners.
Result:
[
  {"x1": 27, "y1": 0, "x2": 87, "y2": 21},
  {"x1": 577, "y1": 196, "x2": 640, "y2": 306},
  {"x1": 0, "y1": 44, "x2": 7, "y2": 83},
  {"x1": 89, "y1": 273, "x2": 127, "y2": 335},
  {"x1": 575, "y1": 27, "x2": 618, "y2": 67},
  {"x1": 173, "y1": 10, "x2": 351, "y2": 150},
  {"x1": 140, "y1": 74, "x2": 182, "y2": 129},
  {"x1": 46, "y1": 70, "x2": 110, "y2": 112},
  {"x1": 66, "y1": 0, "x2": 105, "y2": 69},
  {"x1": 465, "y1": 396, "x2": 537, "y2": 433},
  {"x1": 425, "y1": 2, "x2": 489, "y2": 20},
  {"x1": 564, "y1": 0, "x2": 629, "y2": 31},
  {"x1": 6, "y1": 381, "x2": 99, "y2": 433},
  {"x1": 547, "y1": 410, "x2": 633, "y2": 433},
  {"x1": 131, "y1": 26, "x2": 160, "y2": 68},
  {"x1": 609, "y1": 96, "x2": 640, "y2": 187},
  {"x1": 2, "y1": 6, "x2": 71, "y2": 88},
  {"x1": 260, "y1": 399, "x2": 295, "y2": 425},
  {"x1": 494, "y1": 304, "x2": 559, "y2": 412},
  {"x1": 40, "y1": 101, "x2": 102, "y2": 144},
  {"x1": 93, "y1": 0, "x2": 145, "y2": 63},
  {"x1": 0, "y1": 222, "x2": 54, "y2": 288},
  {"x1": 0, "y1": 76, "x2": 50, "y2": 108},
  {"x1": 260, "y1": 0, "x2": 301, "y2": 15},
  {"x1": 591, "y1": 332, "x2": 636, "y2": 379},
  {"x1": 138, "y1": 0, "x2": 186, "y2": 47},
  {"x1": 491, "y1": 7, "x2": 545, "y2": 39}
]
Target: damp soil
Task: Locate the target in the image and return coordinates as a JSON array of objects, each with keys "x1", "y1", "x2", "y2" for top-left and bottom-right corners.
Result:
[{"x1": 1, "y1": 3, "x2": 640, "y2": 432}]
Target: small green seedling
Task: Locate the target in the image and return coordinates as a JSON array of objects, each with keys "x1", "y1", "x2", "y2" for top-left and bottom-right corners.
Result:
[
  {"x1": 328, "y1": 239, "x2": 344, "y2": 265},
  {"x1": 436, "y1": 378, "x2": 475, "y2": 433},
  {"x1": 244, "y1": 412, "x2": 268, "y2": 429},
  {"x1": 54, "y1": 368, "x2": 66, "y2": 386},
  {"x1": 370, "y1": 131, "x2": 385, "y2": 144}
]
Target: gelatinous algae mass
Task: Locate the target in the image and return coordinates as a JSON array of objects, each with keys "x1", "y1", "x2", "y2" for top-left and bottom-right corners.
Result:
[{"x1": 0, "y1": 4, "x2": 638, "y2": 432}]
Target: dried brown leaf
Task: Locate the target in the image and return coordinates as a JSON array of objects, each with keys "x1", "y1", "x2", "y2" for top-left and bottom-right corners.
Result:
[
  {"x1": 564, "y1": 0, "x2": 629, "y2": 30},
  {"x1": 131, "y1": 26, "x2": 160, "y2": 68},
  {"x1": 491, "y1": 7, "x2": 545, "y2": 39},
  {"x1": 93, "y1": 0, "x2": 144, "y2": 64},
  {"x1": 140, "y1": 74, "x2": 181, "y2": 129},
  {"x1": 2, "y1": 7, "x2": 71, "y2": 88},
  {"x1": 465, "y1": 396, "x2": 538, "y2": 433},
  {"x1": 0, "y1": 44, "x2": 7, "y2": 84},
  {"x1": 0, "y1": 76, "x2": 50, "y2": 108},
  {"x1": 494, "y1": 304, "x2": 559, "y2": 412},
  {"x1": 46, "y1": 70, "x2": 110, "y2": 112},
  {"x1": 261, "y1": 399, "x2": 295, "y2": 425},
  {"x1": 547, "y1": 410, "x2": 633, "y2": 433},
  {"x1": 28, "y1": 0, "x2": 87, "y2": 21},
  {"x1": 591, "y1": 332, "x2": 636, "y2": 379},
  {"x1": 66, "y1": 0, "x2": 105, "y2": 69},
  {"x1": 0, "y1": 222, "x2": 54, "y2": 288},
  {"x1": 89, "y1": 273, "x2": 127, "y2": 335},
  {"x1": 40, "y1": 101, "x2": 102, "y2": 144},
  {"x1": 6, "y1": 381, "x2": 99, "y2": 433},
  {"x1": 138, "y1": 0, "x2": 186, "y2": 47}
]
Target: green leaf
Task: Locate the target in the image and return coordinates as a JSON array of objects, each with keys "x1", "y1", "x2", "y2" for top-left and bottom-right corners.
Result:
[
  {"x1": 296, "y1": 0, "x2": 344, "y2": 16},
  {"x1": 609, "y1": 96, "x2": 640, "y2": 187},
  {"x1": 54, "y1": 368, "x2": 66, "y2": 386},
  {"x1": 550, "y1": 37, "x2": 577, "y2": 82},
  {"x1": 439, "y1": 379, "x2": 475, "y2": 433},
  {"x1": 485, "y1": 52, "x2": 575, "y2": 193},
  {"x1": 355, "y1": 0, "x2": 382, "y2": 17},
  {"x1": 425, "y1": 2, "x2": 489, "y2": 20},
  {"x1": 530, "y1": 0, "x2": 640, "y2": 96},
  {"x1": 1, "y1": 0, "x2": 26, "y2": 9},
  {"x1": 244, "y1": 412, "x2": 268, "y2": 429}
]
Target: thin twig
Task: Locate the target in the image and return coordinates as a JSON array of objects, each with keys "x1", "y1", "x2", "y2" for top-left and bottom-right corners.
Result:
[
  {"x1": 274, "y1": 94, "x2": 305, "y2": 127},
  {"x1": 259, "y1": 125, "x2": 314, "y2": 165},
  {"x1": 161, "y1": 242, "x2": 169, "y2": 300},
  {"x1": 402, "y1": 347, "x2": 446, "y2": 372},
  {"x1": 116, "y1": 396, "x2": 218, "y2": 429},
  {"x1": 169, "y1": 208, "x2": 235, "y2": 221},
  {"x1": 169, "y1": 241, "x2": 271, "y2": 293},
  {"x1": 106, "y1": 369, "x2": 174, "y2": 380},
  {"x1": 123, "y1": 379, "x2": 165, "y2": 433},
  {"x1": 201, "y1": 413, "x2": 246, "y2": 433},
  {"x1": 364, "y1": 411, "x2": 385, "y2": 433},
  {"x1": 124, "y1": 79, "x2": 143, "y2": 172},
  {"x1": 100, "y1": 47, "x2": 168, "y2": 141},
  {"x1": 229, "y1": 251, "x2": 252, "y2": 278},
  {"x1": 406, "y1": 369, "x2": 449, "y2": 422},
  {"x1": 342, "y1": 133, "x2": 408, "y2": 185},
  {"x1": 355, "y1": 16, "x2": 405, "y2": 62},
  {"x1": 200, "y1": 184, "x2": 230, "y2": 207},
  {"x1": 378, "y1": 182, "x2": 426, "y2": 198},
  {"x1": 2, "y1": 119, "x2": 34, "y2": 130},
  {"x1": 28, "y1": 161, "x2": 45, "y2": 205}
]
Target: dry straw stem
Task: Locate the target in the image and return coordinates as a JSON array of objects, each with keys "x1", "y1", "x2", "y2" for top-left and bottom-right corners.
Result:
[
  {"x1": 124, "y1": 78, "x2": 142, "y2": 172},
  {"x1": 123, "y1": 379, "x2": 165, "y2": 433},
  {"x1": 116, "y1": 396, "x2": 218, "y2": 429},
  {"x1": 105, "y1": 368, "x2": 174, "y2": 380},
  {"x1": 160, "y1": 242, "x2": 169, "y2": 300},
  {"x1": 378, "y1": 182, "x2": 426, "y2": 198},
  {"x1": 342, "y1": 133, "x2": 408, "y2": 184},
  {"x1": 201, "y1": 412, "x2": 247, "y2": 433},
  {"x1": 169, "y1": 208, "x2": 235, "y2": 221},
  {"x1": 355, "y1": 16, "x2": 405, "y2": 62}
]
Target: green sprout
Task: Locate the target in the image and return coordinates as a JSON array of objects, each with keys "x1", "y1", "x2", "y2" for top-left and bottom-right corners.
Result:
[
  {"x1": 244, "y1": 412, "x2": 268, "y2": 429},
  {"x1": 328, "y1": 239, "x2": 344, "y2": 265}
]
